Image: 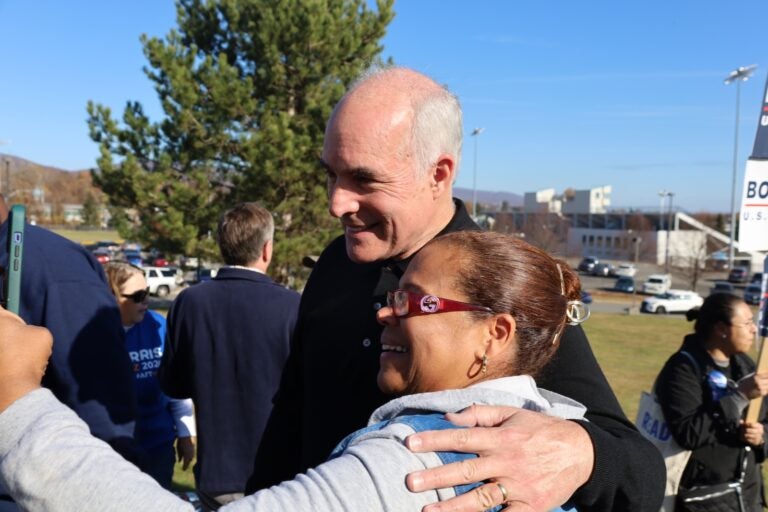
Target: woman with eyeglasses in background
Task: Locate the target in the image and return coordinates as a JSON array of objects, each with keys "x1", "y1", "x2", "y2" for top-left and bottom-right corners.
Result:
[
  {"x1": 656, "y1": 293, "x2": 768, "y2": 511},
  {"x1": 0, "y1": 232, "x2": 588, "y2": 511},
  {"x1": 104, "y1": 261, "x2": 196, "y2": 489}
]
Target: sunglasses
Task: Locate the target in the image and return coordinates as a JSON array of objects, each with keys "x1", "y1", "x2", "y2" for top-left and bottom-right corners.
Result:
[
  {"x1": 386, "y1": 289, "x2": 493, "y2": 318},
  {"x1": 121, "y1": 288, "x2": 150, "y2": 303}
]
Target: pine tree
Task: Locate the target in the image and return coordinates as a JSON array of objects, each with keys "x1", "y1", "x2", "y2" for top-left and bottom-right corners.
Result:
[
  {"x1": 88, "y1": 0, "x2": 394, "y2": 284},
  {"x1": 81, "y1": 192, "x2": 102, "y2": 228}
]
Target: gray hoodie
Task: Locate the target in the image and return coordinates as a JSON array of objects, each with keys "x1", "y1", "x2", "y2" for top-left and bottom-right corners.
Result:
[{"x1": 0, "y1": 376, "x2": 585, "y2": 512}]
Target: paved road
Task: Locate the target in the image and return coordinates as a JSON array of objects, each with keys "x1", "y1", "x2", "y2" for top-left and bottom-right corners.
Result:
[{"x1": 572, "y1": 258, "x2": 752, "y2": 317}]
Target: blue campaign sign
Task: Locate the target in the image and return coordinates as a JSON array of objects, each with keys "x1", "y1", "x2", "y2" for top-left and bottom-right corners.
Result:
[{"x1": 752, "y1": 74, "x2": 768, "y2": 159}]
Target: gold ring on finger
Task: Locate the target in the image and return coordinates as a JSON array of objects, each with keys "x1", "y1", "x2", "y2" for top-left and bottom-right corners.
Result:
[{"x1": 496, "y1": 482, "x2": 509, "y2": 503}]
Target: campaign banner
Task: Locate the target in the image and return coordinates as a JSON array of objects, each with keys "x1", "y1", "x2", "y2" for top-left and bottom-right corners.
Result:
[
  {"x1": 738, "y1": 159, "x2": 768, "y2": 251},
  {"x1": 760, "y1": 263, "x2": 768, "y2": 338},
  {"x1": 752, "y1": 73, "x2": 768, "y2": 159}
]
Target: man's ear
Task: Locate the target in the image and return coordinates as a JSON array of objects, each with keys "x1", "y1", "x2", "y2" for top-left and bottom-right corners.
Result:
[
  {"x1": 430, "y1": 154, "x2": 457, "y2": 199},
  {"x1": 262, "y1": 239, "x2": 273, "y2": 265}
]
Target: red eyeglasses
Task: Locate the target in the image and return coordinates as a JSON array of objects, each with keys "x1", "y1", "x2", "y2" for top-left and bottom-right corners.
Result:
[{"x1": 386, "y1": 289, "x2": 493, "y2": 318}]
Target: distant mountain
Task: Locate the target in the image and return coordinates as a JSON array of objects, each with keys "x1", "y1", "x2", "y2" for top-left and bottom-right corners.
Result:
[
  {"x1": 453, "y1": 187, "x2": 523, "y2": 211},
  {"x1": 0, "y1": 154, "x2": 101, "y2": 205},
  {"x1": 0, "y1": 154, "x2": 523, "y2": 213}
]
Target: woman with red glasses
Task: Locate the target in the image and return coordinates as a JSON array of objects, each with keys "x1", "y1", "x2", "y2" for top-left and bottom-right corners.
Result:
[
  {"x1": 0, "y1": 232, "x2": 589, "y2": 511},
  {"x1": 104, "y1": 261, "x2": 196, "y2": 490}
]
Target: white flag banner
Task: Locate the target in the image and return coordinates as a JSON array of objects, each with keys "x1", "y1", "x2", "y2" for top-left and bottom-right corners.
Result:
[{"x1": 738, "y1": 159, "x2": 768, "y2": 251}]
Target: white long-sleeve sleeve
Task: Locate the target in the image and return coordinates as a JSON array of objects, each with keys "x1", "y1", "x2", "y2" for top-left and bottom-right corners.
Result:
[{"x1": 168, "y1": 398, "x2": 196, "y2": 438}]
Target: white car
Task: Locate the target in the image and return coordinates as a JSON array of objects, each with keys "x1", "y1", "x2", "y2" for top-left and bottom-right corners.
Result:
[
  {"x1": 642, "y1": 274, "x2": 672, "y2": 295},
  {"x1": 641, "y1": 290, "x2": 703, "y2": 315},
  {"x1": 613, "y1": 263, "x2": 637, "y2": 277},
  {"x1": 144, "y1": 266, "x2": 183, "y2": 297}
]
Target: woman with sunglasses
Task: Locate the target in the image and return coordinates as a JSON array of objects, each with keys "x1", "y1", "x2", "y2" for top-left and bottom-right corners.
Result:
[
  {"x1": 1, "y1": 232, "x2": 587, "y2": 511},
  {"x1": 104, "y1": 261, "x2": 196, "y2": 489}
]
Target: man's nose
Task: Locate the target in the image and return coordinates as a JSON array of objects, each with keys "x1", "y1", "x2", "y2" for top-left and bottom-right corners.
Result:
[{"x1": 328, "y1": 183, "x2": 359, "y2": 219}]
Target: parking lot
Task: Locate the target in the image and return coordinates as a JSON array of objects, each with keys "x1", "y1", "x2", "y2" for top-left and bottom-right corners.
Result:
[{"x1": 567, "y1": 257, "x2": 756, "y2": 315}]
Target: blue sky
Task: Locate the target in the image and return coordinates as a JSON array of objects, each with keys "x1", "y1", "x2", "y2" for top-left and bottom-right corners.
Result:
[{"x1": 1, "y1": 1, "x2": 767, "y2": 212}]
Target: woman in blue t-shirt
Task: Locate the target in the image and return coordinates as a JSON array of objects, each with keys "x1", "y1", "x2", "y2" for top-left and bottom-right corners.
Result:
[{"x1": 105, "y1": 261, "x2": 196, "y2": 489}]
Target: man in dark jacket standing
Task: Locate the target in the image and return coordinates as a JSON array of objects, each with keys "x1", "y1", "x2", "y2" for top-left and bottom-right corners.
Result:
[
  {"x1": 250, "y1": 67, "x2": 665, "y2": 511},
  {"x1": 160, "y1": 203, "x2": 299, "y2": 511},
  {"x1": 0, "y1": 198, "x2": 139, "y2": 510}
]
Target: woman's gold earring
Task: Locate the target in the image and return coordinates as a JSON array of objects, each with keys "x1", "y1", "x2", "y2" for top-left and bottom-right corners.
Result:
[{"x1": 481, "y1": 354, "x2": 488, "y2": 375}]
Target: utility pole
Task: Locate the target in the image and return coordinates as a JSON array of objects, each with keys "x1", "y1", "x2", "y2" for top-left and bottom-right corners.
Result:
[
  {"x1": 665, "y1": 192, "x2": 674, "y2": 273},
  {"x1": 724, "y1": 64, "x2": 757, "y2": 269},
  {"x1": 470, "y1": 127, "x2": 484, "y2": 219}
]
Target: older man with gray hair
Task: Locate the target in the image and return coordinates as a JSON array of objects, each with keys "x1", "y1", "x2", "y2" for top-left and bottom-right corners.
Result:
[{"x1": 250, "y1": 67, "x2": 664, "y2": 511}]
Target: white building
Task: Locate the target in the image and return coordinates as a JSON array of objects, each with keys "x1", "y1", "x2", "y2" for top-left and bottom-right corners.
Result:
[
  {"x1": 496, "y1": 207, "x2": 765, "y2": 271},
  {"x1": 523, "y1": 186, "x2": 611, "y2": 214}
]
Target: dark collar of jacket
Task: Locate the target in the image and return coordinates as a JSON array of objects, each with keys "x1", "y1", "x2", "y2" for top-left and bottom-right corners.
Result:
[
  {"x1": 213, "y1": 266, "x2": 274, "y2": 284},
  {"x1": 373, "y1": 198, "x2": 480, "y2": 295}
]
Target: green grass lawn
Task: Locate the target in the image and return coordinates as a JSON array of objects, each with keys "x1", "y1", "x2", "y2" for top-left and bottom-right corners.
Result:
[
  {"x1": 584, "y1": 312, "x2": 693, "y2": 421},
  {"x1": 172, "y1": 459, "x2": 195, "y2": 492},
  {"x1": 49, "y1": 228, "x2": 122, "y2": 245}
]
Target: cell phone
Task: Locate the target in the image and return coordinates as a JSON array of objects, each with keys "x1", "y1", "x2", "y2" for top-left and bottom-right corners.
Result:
[{"x1": 4, "y1": 204, "x2": 25, "y2": 314}]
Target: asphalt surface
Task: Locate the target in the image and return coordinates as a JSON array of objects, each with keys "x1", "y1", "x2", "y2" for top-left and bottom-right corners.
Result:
[{"x1": 567, "y1": 257, "x2": 751, "y2": 316}]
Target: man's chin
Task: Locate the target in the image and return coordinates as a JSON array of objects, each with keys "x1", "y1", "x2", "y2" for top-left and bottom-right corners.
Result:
[{"x1": 345, "y1": 239, "x2": 388, "y2": 264}]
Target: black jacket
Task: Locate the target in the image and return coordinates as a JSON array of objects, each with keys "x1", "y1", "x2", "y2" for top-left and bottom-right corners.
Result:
[
  {"x1": 0, "y1": 222, "x2": 139, "y2": 461},
  {"x1": 656, "y1": 335, "x2": 768, "y2": 509},
  {"x1": 249, "y1": 199, "x2": 665, "y2": 511},
  {"x1": 159, "y1": 267, "x2": 300, "y2": 496}
]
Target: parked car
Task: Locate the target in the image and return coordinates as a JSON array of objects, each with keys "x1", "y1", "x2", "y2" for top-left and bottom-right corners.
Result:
[
  {"x1": 614, "y1": 276, "x2": 635, "y2": 293},
  {"x1": 96, "y1": 240, "x2": 121, "y2": 252},
  {"x1": 144, "y1": 256, "x2": 170, "y2": 267},
  {"x1": 92, "y1": 248, "x2": 111, "y2": 265},
  {"x1": 709, "y1": 281, "x2": 737, "y2": 296},
  {"x1": 144, "y1": 266, "x2": 181, "y2": 297},
  {"x1": 123, "y1": 250, "x2": 143, "y2": 267},
  {"x1": 641, "y1": 290, "x2": 704, "y2": 315},
  {"x1": 179, "y1": 256, "x2": 200, "y2": 269},
  {"x1": 613, "y1": 263, "x2": 637, "y2": 277},
  {"x1": 591, "y1": 262, "x2": 615, "y2": 277},
  {"x1": 750, "y1": 272, "x2": 764, "y2": 284},
  {"x1": 193, "y1": 268, "x2": 218, "y2": 284},
  {"x1": 580, "y1": 290, "x2": 593, "y2": 304},
  {"x1": 577, "y1": 256, "x2": 599, "y2": 273},
  {"x1": 728, "y1": 266, "x2": 750, "y2": 284},
  {"x1": 642, "y1": 274, "x2": 672, "y2": 295},
  {"x1": 744, "y1": 283, "x2": 763, "y2": 305}
]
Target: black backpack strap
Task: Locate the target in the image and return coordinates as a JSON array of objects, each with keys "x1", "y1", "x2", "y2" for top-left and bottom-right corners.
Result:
[
  {"x1": 678, "y1": 350, "x2": 701, "y2": 380},
  {"x1": 653, "y1": 350, "x2": 702, "y2": 393}
]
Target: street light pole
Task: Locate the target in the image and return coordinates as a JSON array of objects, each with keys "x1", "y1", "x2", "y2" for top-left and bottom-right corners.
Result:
[
  {"x1": 470, "y1": 127, "x2": 484, "y2": 219},
  {"x1": 724, "y1": 64, "x2": 757, "y2": 270},
  {"x1": 665, "y1": 192, "x2": 674, "y2": 273},
  {"x1": 658, "y1": 189, "x2": 667, "y2": 231}
]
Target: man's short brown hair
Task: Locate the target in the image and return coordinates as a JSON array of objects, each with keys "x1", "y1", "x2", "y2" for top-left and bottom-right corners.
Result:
[{"x1": 216, "y1": 203, "x2": 274, "y2": 266}]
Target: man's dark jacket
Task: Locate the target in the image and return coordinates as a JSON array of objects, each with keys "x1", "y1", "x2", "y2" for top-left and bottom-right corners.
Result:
[
  {"x1": 249, "y1": 200, "x2": 665, "y2": 511},
  {"x1": 159, "y1": 267, "x2": 300, "y2": 496},
  {"x1": 0, "y1": 222, "x2": 138, "y2": 458}
]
